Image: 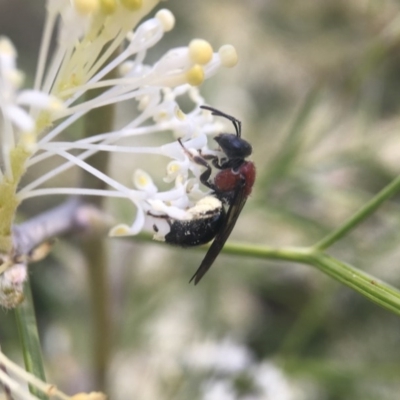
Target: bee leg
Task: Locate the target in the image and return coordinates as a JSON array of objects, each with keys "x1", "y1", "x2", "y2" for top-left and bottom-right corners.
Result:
[{"x1": 178, "y1": 139, "x2": 215, "y2": 190}]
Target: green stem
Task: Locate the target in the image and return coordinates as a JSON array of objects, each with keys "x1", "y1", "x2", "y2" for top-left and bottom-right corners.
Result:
[
  {"x1": 307, "y1": 253, "x2": 400, "y2": 315},
  {"x1": 216, "y1": 242, "x2": 314, "y2": 263},
  {"x1": 313, "y1": 173, "x2": 400, "y2": 251},
  {"x1": 14, "y1": 278, "x2": 47, "y2": 400},
  {"x1": 198, "y1": 241, "x2": 400, "y2": 316},
  {"x1": 135, "y1": 232, "x2": 400, "y2": 316},
  {"x1": 82, "y1": 237, "x2": 110, "y2": 391},
  {"x1": 80, "y1": 51, "x2": 117, "y2": 390}
]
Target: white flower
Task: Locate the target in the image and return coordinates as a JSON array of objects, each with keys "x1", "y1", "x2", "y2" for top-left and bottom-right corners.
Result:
[
  {"x1": 251, "y1": 362, "x2": 301, "y2": 400},
  {"x1": 0, "y1": 0, "x2": 238, "y2": 248},
  {"x1": 183, "y1": 338, "x2": 304, "y2": 400},
  {"x1": 185, "y1": 338, "x2": 253, "y2": 373},
  {"x1": 202, "y1": 380, "x2": 236, "y2": 400}
]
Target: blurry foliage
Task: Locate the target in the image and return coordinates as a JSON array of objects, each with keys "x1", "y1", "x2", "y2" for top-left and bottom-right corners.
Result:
[{"x1": 3, "y1": 1, "x2": 400, "y2": 399}]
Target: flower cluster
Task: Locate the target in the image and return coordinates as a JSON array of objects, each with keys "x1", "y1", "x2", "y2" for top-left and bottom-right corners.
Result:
[
  {"x1": 185, "y1": 339, "x2": 303, "y2": 400},
  {"x1": 114, "y1": 332, "x2": 303, "y2": 399},
  {"x1": 0, "y1": 0, "x2": 237, "y2": 307}
]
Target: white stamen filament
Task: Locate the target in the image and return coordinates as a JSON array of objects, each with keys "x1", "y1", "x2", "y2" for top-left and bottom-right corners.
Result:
[{"x1": 0, "y1": 0, "x2": 239, "y2": 247}]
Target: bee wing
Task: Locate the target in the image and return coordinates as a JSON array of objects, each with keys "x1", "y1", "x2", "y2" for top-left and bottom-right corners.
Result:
[{"x1": 189, "y1": 181, "x2": 248, "y2": 285}]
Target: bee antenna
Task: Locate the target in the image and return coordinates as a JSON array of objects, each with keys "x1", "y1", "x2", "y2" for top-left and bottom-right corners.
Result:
[{"x1": 200, "y1": 105, "x2": 242, "y2": 138}]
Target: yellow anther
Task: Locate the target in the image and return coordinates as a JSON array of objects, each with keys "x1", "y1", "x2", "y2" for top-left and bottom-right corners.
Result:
[
  {"x1": 138, "y1": 175, "x2": 148, "y2": 186},
  {"x1": 137, "y1": 94, "x2": 150, "y2": 111},
  {"x1": 176, "y1": 174, "x2": 184, "y2": 185},
  {"x1": 186, "y1": 64, "x2": 204, "y2": 86},
  {"x1": 109, "y1": 224, "x2": 131, "y2": 237},
  {"x1": 99, "y1": 0, "x2": 117, "y2": 14},
  {"x1": 218, "y1": 45, "x2": 238, "y2": 67},
  {"x1": 167, "y1": 162, "x2": 181, "y2": 174},
  {"x1": 0, "y1": 36, "x2": 16, "y2": 57},
  {"x1": 188, "y1": 39, "x2": 213, "y2": 65},
  {"x1": 120, "y1": 0, "x2": 142, "y2": 11},
  {"x1": 153, "y1": 110, "x2": 169, "y2": 122},
  {"x1": 133, "y1": 169, "x2": 155, "y2": 191},
  {"x1": 7, "y1": 70, "x2": 24, "y2": 88},
  {"x1": 72, "y1": 0, "x2": 100, "y2": 14},
  {"x1": 155, "y1": 9, "x2": 175, "y2": 32},
  {"x1": 71, "y1": 392, "x2": 107, "y2": 400},
  {"x1": 175, "y1": 107, "x2": 186, "y2": 121}
]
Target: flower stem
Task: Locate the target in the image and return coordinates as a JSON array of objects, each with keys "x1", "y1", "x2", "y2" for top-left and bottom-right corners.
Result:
[
  {"x1": 308, "y1": 253, "x2": 400, "y2": 314},
  {"x1": 313, "y1": 173, "x2": 400, "y2": 251},
  {"x1": 221, "y1": 241, "x2": 400, "y2": 316},
  {"x1": 79, "y1": 52, "x2": 118, "y2": 390},
  {"x1": 14, "y1": 277, "x2": 47, "y2": 400}
]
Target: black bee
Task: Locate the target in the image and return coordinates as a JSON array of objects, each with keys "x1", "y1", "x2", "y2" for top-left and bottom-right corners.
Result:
[
  {"x1": 162, "y1": 196, "x2": 225, "y2": 247},
  {"x1": 151, "y1": 106, "x2": 256, "y2": 284}
]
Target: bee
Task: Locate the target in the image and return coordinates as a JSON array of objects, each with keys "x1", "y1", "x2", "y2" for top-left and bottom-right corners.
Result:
[{"x1": 151, "y1": 106, "x2": 256, "y2": 284}]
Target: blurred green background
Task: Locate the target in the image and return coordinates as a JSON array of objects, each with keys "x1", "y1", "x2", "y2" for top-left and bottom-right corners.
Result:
[{"x1": 2, "y1": 1, "x2": 400, "y2": 399}]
